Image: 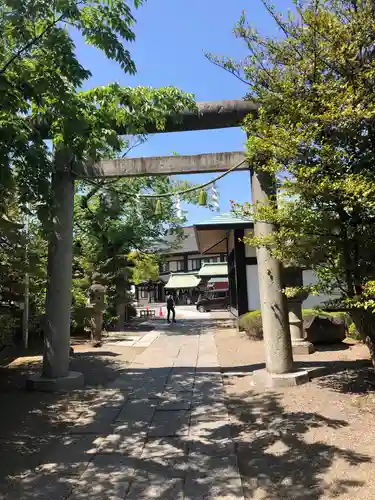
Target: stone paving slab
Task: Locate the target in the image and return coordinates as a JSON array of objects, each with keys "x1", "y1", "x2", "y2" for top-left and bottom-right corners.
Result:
[
  {"x1": 162, "y1": 389, "x2": 194, "y2": 401},
  {"x1": 156, "y1": 399, "x2": 192, "y2": 410},
  {"x1": 2, "y1": 472, "x2": 77, "y2": 500},
  {"x1": 132, "y1": 332, "x2": 160, "y2": 348},
  {"x1": 115, "y1": 400, "x2": 156, "y2": 424},
  {"x1": 94, "y1": 431, "x2": 147, "y2": 455},
  {"x1": 107, "y1": 375, "x2": 146, "y2": 391},
  {"x1": 165, "y1": 376, "x2": 195, "y2": 393},
  {"x1": 39, "y1": 435, "x2": 98, "y2": 476},
  {"x1": 147, "y1": 367, "x2": 173, "y2": 378},
  {"x1": 183, "y1": 475, "x2": 244, "y2": 500},
  {"x1": 70, "y1": 406, "x2": 121, "y2": 435},
  {"x1": 193, "y1": 382, "x2": 224, "y2": 394},
  {"x1": 169, "y1": 367, "x2": 196, "y2": 376},
  {"x1": 138, "y1": 438, "x2": 188, "y2": 478},
  {"x1": 108, "y1": 421, "x2": 149, "y2": 434},
  {"x1": 193, "y1": 375, "x2": 224, "y2": 391},
  {"x1": 132, "y1": 372, "x2": 169, "y2": 385},
  {"x1": 172, "y1": 359, "x2": 198, "y2": 368},
  {"x1": 151, "y1": 391, "x2": 193, "y2": 405},
  {"x1": 148, "y1": 409, "x2": 191, "y2": 437},
  {"x1": 188, "y1": 439, "x2": 236, "y2": 457},
  {"x1": 142, "y1": 373, "x2": 170, "y2": 383},
  {"x1": 190, "y1": 402, "x2": 229, "y2": 421},
  {"x1": 67, "y1": 455, "x2": 135, "y2": 500},
  {"x1": 129, "y1": 383, "x2": 168, "y2": 399},
  {"x1": 141, "y1": 437, "x2": 188, "y2": 458},
  {"x1": 66, "y1": 388, "x2": 130, "y2": 409},
  {"x1": 125, "y1": 475, "x2": 184, "y2": 499},
  {"x1": 187, "y1": 452, "x2": 240, "y2": 478},
  {"x1": 192, "y1": 391, "x2": 225, "y2": 406},
  {"x1": 15, "y1": 326, "x2": 244, "y2": 500}
]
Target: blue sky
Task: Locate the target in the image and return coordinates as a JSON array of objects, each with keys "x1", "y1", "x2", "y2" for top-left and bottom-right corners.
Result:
[{"x1": 73, "y1": 0, "x2": 287, "y2": 224}]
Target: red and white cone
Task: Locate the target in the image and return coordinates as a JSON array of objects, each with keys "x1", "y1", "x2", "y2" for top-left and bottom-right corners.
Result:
[{"x1": 159, "y1": 307, "x2": 164, "y2": 317}]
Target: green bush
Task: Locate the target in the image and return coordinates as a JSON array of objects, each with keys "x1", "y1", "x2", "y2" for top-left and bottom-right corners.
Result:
[
  {"x1": 347, "y1": 322, "x2": 361, "y2": 341},
  {"x1": 103, "y1": 303, "x2": 137, "y2": 331},
  {"x1": 302, "y1": 309, "x2": 349, "y2": 323},
  {"x1": 238, "y1": 308, "x2": 351, "y2": 340},
  {"x1": 238, "y1": 310, "x2": 263, "y2": 340}
]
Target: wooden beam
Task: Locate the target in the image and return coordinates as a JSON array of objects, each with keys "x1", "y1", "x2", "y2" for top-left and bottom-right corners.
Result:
[{"x1": 78, "y1": 151, "x2": 248, "y2": 178}]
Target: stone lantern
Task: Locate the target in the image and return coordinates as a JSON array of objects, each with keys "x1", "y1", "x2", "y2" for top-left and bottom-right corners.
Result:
[
  {"x1": 283, "y1": 266, "x2": 315, "y2": 355},
  {"x1": 87, "y1": 282, "x2": 107, "y2": 347}
]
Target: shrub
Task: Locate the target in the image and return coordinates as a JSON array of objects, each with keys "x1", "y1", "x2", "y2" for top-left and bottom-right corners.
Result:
[
  {"x1": 103, "y1": 303, "x2": 137, "y2": 331},
  {"x1": 302, "y1": 309, "x2": 349, "y2": 324},
  {"x1": 238, "y1": 308, "x2": 351, "y2": 341},
  {"x1": 347, "y1": 322, "x2": 361, "y2": 341},
  {"x1": 238, "y1": 310, "x2": 263, "y2": 340}
]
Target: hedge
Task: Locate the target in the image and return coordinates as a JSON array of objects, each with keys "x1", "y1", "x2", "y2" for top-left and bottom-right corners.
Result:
[{"x1": 238, "y1": 309, "x2": 359, "y2": 340}]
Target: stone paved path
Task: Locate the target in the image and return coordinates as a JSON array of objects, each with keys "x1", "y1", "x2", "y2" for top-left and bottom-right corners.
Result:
[{"x1": 7, "y1": 323, "x2": 244, "y2": 499}]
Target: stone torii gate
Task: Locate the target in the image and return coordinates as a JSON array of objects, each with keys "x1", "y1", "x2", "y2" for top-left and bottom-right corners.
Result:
[{"x1": 28, "y1": 99, "x2": 308, "y2": 391}]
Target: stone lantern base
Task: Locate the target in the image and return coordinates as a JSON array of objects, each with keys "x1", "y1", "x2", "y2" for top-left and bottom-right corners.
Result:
[
  {"x1": 291, "y1": 338, "x2": 315, "y2": 355},
  {"x1": 288, "y1": 292, "x2": 315, "y2": 356}
]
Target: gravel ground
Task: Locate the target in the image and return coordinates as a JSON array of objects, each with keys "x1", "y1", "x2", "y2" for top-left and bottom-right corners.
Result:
[{"x1": 215, "y1": 328, "x2": 375, "y2": 500}]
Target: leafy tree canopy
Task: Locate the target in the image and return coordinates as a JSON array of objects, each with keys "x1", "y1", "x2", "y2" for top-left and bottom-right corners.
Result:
[
  {"x1": 128, "y1": 251, "x2": 160, "y2": 285},
  {"x1": 0, "y1": 0, "x2": 196, "y2": 226},
  {"x1": 208, "y1": 0, "x2": 375, "y2": 358},
  {"x1": 72, "y1": 173, "x2": 212, "y2": 329},
  {"x1": 0, "y1": 0, "x2": 202, "y2": 337}
]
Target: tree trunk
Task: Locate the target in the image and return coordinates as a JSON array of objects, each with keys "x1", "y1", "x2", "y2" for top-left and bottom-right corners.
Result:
[
  {"x1": 115, "y1": 282, "x2": 126, "y2": 331},
  {"x1": 350, "y1": 309, "x2": 375, "y2": 367}
]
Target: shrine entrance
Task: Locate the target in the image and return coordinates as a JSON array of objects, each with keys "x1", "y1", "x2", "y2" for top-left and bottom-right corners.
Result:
[{"x1": 28, "y1": 99, "x2": 297, "y2": 391}]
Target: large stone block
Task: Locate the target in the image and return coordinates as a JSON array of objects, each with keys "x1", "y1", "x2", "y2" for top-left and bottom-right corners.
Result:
[{"x1": 304, "y1": 315, "x2": 346, "y2": 344}]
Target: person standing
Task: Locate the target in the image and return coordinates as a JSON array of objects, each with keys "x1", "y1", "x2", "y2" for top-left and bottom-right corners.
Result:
[{"x1": 166, "y1": 294, "x2": 176, "y2": 323}]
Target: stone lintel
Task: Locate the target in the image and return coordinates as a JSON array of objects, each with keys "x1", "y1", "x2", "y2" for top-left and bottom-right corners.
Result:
[
  {"x1": 119, "y1": 98, "x2": 258, "y2": 134},
  {"x1": 77, "y1": 151, "x2": 247, "y2": 179},
  {"x1": 40, "y1": 99, "x2": 258, "y2": 140}
]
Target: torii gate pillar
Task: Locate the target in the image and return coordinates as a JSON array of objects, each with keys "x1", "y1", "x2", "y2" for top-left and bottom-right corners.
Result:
[
  {"x1": 251, "y1": 170, "x2": 294, "y2": 375},
  {"x1": 28, "y1": 153, "x2": 84, "y2": 390}
]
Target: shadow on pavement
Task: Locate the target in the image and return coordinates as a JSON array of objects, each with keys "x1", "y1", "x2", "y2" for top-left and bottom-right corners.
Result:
[
  {"x1": 0, "y1": 354, "x2": 371, "y2": 499},
  {"x1": 0, "y1": 345, "x2": 137, "y2": 496}
]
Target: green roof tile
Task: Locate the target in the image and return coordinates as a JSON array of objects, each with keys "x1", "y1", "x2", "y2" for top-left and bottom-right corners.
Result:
[{"x1": 194, "y1": 212, "x2": 253, "y2": 227}]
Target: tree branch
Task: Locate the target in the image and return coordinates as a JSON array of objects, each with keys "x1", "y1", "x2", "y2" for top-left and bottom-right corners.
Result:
[
  {"x1": 204, "y1": 53, "x2": 251, "y2": 86},
  {"x1": 121, "y1": 137, "x2": 146, "y2": 158},
  {"x1": 259, "y1": 0, "x2": 347, "y2": 79},
  {"x1": 0, "y1": 12, "x2": 66, "y2": 74}
]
